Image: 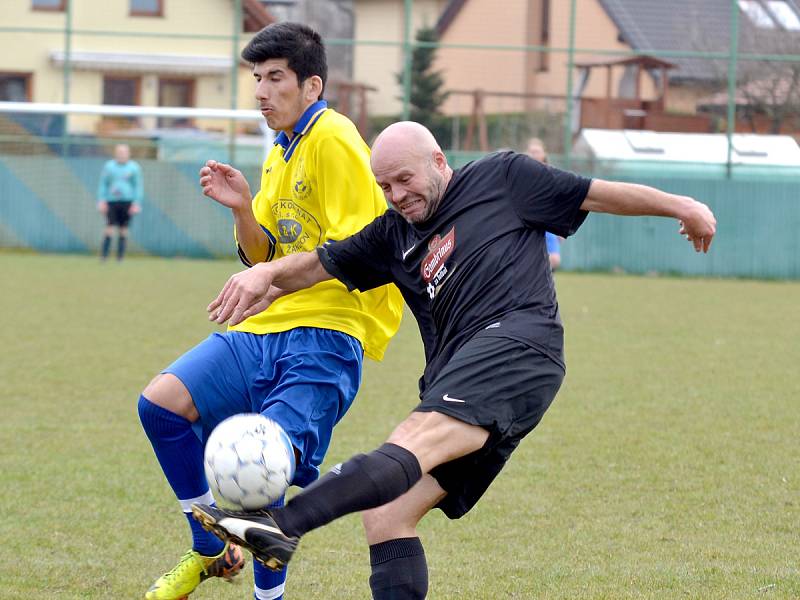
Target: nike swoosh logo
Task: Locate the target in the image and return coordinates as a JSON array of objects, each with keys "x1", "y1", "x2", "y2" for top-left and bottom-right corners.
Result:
[
  {"x1": 402, "y1": 244, "x2": 417, "y2": 260},
  {"x1": 442, "y1": 394, "x2": 465, "y2": 403},
  {"x1": 219, "y1": 517, "x2": 285, "y2": 539}
]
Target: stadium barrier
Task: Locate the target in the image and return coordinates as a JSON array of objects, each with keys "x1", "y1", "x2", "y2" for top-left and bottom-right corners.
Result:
[{"x1": 1, "y1": 149, "x2": 798, "y2": 279}]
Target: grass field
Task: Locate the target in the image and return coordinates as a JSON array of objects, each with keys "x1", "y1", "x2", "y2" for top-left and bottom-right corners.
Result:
[{"x1": 1, "y1": 253, "x2": 798, "y2": 599}]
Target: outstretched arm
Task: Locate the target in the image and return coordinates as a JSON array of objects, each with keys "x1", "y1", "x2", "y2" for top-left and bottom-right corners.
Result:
[
  {"x1": 580, "y1": 179, "x2": 717, "y2": 253},
  {"x1": 208, "y1": 250, "x2": 333, "y2": 326}
]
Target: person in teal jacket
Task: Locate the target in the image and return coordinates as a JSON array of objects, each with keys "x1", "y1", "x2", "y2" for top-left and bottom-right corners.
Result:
[{"x1": 97, "y1": 143, "x2": 142, "y2": 261}]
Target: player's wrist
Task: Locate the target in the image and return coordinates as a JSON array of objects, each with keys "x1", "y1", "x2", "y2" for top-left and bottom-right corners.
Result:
[
  {"x1": 672, "y1": 195, "x2": 698, "y2": 222},
  {"x1": 231, "y1": 199, "x2": 253, "y2": 216}
]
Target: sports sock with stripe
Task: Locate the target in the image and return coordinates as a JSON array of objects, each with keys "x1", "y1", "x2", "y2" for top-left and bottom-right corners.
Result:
[
  {"x1": 253, "y1": 496, "x2": 287, "y2": 599},
  {"x1": 138, "y1": 395, "x2": 225, "y2": 556},
  {"x1": 369, "y1": 537, "x2": 428, "y2": 600}
]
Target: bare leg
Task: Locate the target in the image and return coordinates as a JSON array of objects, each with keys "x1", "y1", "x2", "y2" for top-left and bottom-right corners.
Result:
[{"x1": 362, "y1": 476, "x2": 445, "y2": 600}]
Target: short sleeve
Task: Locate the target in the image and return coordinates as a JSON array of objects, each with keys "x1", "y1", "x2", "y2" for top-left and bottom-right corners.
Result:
[
  {"x1": 506, "y1": 153, "x2": 590, "y2": 237},
  {"x1": 317, "y1": 213, "x2": 394, "y2": 292}
]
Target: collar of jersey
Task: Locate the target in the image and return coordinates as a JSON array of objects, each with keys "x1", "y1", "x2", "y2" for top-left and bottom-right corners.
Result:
[{"x1": 274, "y1": 100, "x2": 328, "y2": 162}]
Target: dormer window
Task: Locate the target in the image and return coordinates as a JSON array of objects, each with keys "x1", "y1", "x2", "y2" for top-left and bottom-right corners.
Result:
[
  {"x1": 739, "y1": 0, "x2": 800, "y2": 30},
  {"x1": 130, "y1": 0, "x2": 163, "y2": 17}
]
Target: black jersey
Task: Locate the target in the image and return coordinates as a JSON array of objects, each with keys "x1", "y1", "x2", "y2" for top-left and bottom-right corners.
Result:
[{"x1": 318, "y1": 151, "x2": 591, "y2": 392}]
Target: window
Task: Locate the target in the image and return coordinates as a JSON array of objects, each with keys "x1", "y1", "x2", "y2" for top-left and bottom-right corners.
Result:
[
  {"x1": 32, "y1": 0, "x2": 65, "y2": 11},
  {"x1": 766, "y1": 0, "x2": 800, "y2": 30},
  {"x1": 538, "y1": 0, "x2": 550, "y2": 72},
  {"x1": 130, "y1": 0, "x2": 162, "y2": 17},
  {"x1": 739, "y1": 0, "x2": 777, "y2": 27},
  {"x1": 624, "y1": 131, "x2": 665, "y2": 155},
  {"x1": 739, "y1": 0, "x2": 800, "y2": 30},
  {"x1": 103, "y1": 76, "x2": 140, "y2": 106},
  {"x1": 158, "y1": 78, "x2": 194, "y2": 128},
  {"x1": 0, "y1": 73, "x2": 32, "y2": 101},
  {"x1": 102, "y1": 76, "x2": 140, "y2": 127}
]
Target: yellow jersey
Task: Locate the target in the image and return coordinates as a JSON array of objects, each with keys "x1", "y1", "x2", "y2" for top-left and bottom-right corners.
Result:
[{"x1": 230, "y1": 101, "x2": 403, "y2": 361}]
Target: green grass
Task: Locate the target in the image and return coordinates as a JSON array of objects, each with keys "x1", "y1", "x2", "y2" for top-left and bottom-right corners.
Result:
[{"x1": 1, "y1": 253, "x2": 798, "y2": 599}]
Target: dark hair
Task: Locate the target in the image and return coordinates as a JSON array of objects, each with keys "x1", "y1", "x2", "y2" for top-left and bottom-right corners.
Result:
[{"x1": 241, "y1": 22, "x2": 328, "y2": 98}]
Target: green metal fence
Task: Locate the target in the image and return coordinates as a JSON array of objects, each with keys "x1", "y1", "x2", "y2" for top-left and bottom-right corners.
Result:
[{"x1": 1, "y1": 0, "x2": 799, "y2": 278}]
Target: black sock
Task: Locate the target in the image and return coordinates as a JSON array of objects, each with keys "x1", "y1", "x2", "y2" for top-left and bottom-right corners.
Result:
[
  {"x1": 117, "y1": 235, "x2": 127, "y2": 260},
  {"x1": 273, "y1": 443, "x2": 422, "y2": 538},
  {"x1": 369, "y1": 537, "x2": 428, "y2": 600},
  {"x1": 101, "y1": 235, "x2": 111, "y2": 259}
]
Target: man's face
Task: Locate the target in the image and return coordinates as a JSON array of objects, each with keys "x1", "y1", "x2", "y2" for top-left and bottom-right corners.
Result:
[
  {"x1": 527, "y1": 142, "x2": 547, "y2": 163},
  {"x1": 373, "y1": 151, "x2": 447, "y2": 224},
  {"x1": 253, "y1": 59, "x2": 311, "y2": 135},
  {"x1": 114, "y1": 145, "x2": 130, "y2": 163}
]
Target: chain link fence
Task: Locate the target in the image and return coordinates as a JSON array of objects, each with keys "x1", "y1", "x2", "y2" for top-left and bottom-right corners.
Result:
[{"x1": 1, "y1": 0, "x2": 799, "y2": 274}]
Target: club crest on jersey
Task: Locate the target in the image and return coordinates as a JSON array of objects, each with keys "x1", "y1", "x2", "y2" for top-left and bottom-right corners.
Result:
[
  {"x1": 292, "y1": 158, "x2": 311, "y2": 200},
  {"x1": 421, "y1": 227, "x2": 455, "y2": 284}
]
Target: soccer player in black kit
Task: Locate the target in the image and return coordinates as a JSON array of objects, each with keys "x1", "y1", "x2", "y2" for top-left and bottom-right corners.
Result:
[{"x1": 192, "y1": 121, "x2": 717, "y2": 599}]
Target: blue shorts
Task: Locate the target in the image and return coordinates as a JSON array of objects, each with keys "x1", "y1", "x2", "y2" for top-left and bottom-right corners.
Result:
[{"x1": 164, "y1": 328, "x2": 364, "y2": 487}]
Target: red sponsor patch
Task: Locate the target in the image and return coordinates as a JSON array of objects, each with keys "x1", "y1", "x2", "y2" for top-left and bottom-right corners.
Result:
[{"x1": 420, "y1": 227, "x2": 456, "y2": 282}]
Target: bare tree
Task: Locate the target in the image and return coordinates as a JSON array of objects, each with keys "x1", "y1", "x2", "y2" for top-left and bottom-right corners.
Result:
[
  {"x1": 735, "y1": 27, "x2": 800, "y2": 133},
  {"x1": 693, "y1": 20, "x2": 800, "y2": 134}
]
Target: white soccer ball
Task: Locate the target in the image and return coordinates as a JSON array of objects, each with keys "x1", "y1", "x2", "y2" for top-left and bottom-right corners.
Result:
[{"x1": 204, "y1": 414, "x2": 296, "y2": 510}]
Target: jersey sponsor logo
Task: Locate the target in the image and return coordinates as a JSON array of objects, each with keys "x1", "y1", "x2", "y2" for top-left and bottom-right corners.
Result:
[
  {"x1": 277, "y1": 219, "x2": 302, "y2": 243},
  {"x1": 271, "y1": 199, "x2": 322, "y2": 253},
  {"x1": 420, "y1": 227, "x2": 455, "y2": 283},
  {"x1": 442, "y1": 393, "x2": 465, "y2": 403}
]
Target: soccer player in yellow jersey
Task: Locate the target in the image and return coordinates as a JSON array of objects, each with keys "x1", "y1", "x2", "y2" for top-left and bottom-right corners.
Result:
[{"x1": 137, "y1": 22, "x2": 403, "y2": 600}]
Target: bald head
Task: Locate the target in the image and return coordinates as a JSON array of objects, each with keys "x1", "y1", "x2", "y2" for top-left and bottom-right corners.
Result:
[
  {"x1": 372, "y1": 121, "x2": 442, "y2": 164},
  {"x1": 371, "y1": 122, "x2": 452, "y2": 224}
]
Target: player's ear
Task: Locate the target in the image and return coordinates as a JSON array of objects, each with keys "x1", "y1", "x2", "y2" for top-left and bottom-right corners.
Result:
[
  {"x1": 304, "y1": 75, "x2": 323, "y2": 102},
  {"x1": 432, "y1": 149, "x2": 447, "y2": 172}
]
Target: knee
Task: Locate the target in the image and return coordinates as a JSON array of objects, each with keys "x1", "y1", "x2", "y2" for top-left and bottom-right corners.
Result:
[
  {"x1": 362, "y1": 505, "x2": 414, "y2": 545},
  {"x1": 141, "y1": 373, "x2": 198, "y2": 421}
]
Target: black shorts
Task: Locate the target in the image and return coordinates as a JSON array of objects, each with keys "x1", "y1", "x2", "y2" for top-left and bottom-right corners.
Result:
[
  {"x1": 106, "y1": 201, "x2": 133, "y2": 227},
  {"x1": 417, "y1": 335, "x2": 564, "y2": 519}
]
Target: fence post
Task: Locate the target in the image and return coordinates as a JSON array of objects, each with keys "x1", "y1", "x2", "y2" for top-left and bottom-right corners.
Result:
[
  {"x1": 229, "y1": 0, "x2": 242, "y2": 164},
  {"x1": 401, "y1": 0, "x2": 413, "y2": 121},
  {"x1": 62, "y1": 0, "x2": 72, "y2": 157},
  {"x1": 726, "y1": 0, "x2": 740, "y2": 179},
  {"x1": 563, "y1": 0, "x2": 577, "y2": 170}
]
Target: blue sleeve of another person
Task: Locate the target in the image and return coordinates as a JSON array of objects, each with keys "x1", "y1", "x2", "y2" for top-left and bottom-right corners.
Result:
[{"x1": 545, "y1": 231, "x2": 561, "y2": 255}]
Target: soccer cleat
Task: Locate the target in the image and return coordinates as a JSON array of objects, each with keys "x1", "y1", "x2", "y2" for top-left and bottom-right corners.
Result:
[
  {"x1": 191, "y1": 503, "x2": 298, "y2": 572},
  {"x1": 144, "y1": 542, "x2": 245, "y2": 600}
]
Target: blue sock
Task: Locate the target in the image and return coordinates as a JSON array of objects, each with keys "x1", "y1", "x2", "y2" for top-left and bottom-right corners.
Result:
[
  {"x1": 138, "y1": 395, "x2": 225, "y2": 556},
  {"x1": 254, "y1": 496, "x2": 287, "y2": 600}
]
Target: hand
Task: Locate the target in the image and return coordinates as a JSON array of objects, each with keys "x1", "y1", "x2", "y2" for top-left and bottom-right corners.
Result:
[
  {"x1": 679, "y1": 200, "x2": 717, "y2": 253},
  {"x1": 97, "y1": 201, "x2": 108, "y2": 214},
  {"x1": 199, "y1": 160, "x2": 252, "y2": 210},
  {"x1": 207, "y1": 264, "x2": 277, "y2": 326},
  {"x1": 128, "y1": 204, "x2": 141, "y2": 216}
]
